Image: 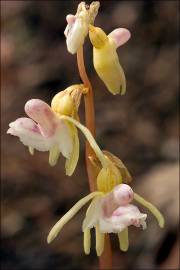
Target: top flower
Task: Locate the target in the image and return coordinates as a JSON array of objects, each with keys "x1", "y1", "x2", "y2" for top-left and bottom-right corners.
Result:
[
  {"x1": 64, "y1": 1, "x2": 100, "y2": 54},
  {"x1": 89, "y1": 25, "x2": 131, "y2": 95}
]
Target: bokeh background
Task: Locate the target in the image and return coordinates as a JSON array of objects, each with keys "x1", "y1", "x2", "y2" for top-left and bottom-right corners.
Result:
[{"x1": 1, "y1": 1, "x2": 179, "y2": 269}]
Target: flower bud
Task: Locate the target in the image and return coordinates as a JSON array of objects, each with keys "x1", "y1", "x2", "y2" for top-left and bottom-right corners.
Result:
[
  {"x1": 64, "y1": 1, "x2": 100, "y2": 54},
  {"x1": 51, "y1": 84, "x2": 86, "y2": 117},
  {"x1": 51, "y1": 92, "x2": 74, "y2": 117},
  {"x1": 89, "y1": 25, "x2": 108, "y2": 48}
]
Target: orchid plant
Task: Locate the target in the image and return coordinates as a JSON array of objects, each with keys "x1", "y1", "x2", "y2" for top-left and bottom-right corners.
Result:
[{"x1": 7, "y1": 2, "x2": 164, "y2": 269}]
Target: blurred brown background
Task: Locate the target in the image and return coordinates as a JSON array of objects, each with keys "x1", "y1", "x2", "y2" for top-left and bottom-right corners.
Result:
[{"x1": 1, "y1": 1, "x2": 179, "y2": 269}]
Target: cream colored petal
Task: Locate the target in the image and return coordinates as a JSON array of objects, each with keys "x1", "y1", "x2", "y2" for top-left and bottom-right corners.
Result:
[
  {"x1": 134, "y1": 193, "x2": 165, "y2": 228},
  {"x1": 82, "y1": 195, "x2": 102, "y2": 231},
  {"x1": 95, "y1": 224, "x2": 105, "y2": 256},
  {"x1": 49, "y1": 144, "x2": 60, "y2": 166},
  {"x1": 65, "y1": 123, "x2": 79, "y2": 176},
  {"x1": 84, "y1": 228, "x2": 91, "y2": 255},
  {"x1": 29, "y1": 146, "x2": 34, "y2": 155},
  {"x1": 118, "y1": 228, "x2": 129, "y2": 252},
  {"x1": 103, "y1": 150, "x2": 132, "y2": 183},
  {"x1": 56, "y1": 120, "x2": 73, "y2": 159},
  {"x1": 66, "y1": 17, "x2": 88, "y2": 54},
  {"x1": 60, "y1": 116, "x2": 108, "y2": 168},
  {"x1": 47, "y1": 191, "x2": 102, "y2": 244}
]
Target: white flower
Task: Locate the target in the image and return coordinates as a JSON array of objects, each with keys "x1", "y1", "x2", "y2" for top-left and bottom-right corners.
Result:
[
  {"x1": 7, "y1": 99, "x2": 79, "y2": 176},
  {"x1": 64, "y1": 1, "x2": 100, "y2": 54},
  {"x1": 83, "y1": 184, "x2": 147, "y2": 234},
  {"x1": 64, "y1": 13, "x2": 89, "y2": 54}
]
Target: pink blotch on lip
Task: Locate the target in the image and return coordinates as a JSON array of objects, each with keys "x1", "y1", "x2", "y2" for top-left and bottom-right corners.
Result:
[{"x1": 31, "y1": 125, "x2": 41, "y2": 134}]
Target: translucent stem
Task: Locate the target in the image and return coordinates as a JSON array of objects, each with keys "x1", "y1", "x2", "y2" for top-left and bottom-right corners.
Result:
[
  {"x1": 77, "y1": 46, "x2": 112, "y2": 269},
  {"x1": 134, "y1": 193, "x2": 165, "y2": 228},
  {"x1": 77, "y1": 46, "x2": 96, "y2": 192}
]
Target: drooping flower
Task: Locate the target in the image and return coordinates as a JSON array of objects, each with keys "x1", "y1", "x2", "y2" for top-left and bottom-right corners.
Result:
[
  {"x1": 89, "y1": 25, "x2": 131, "y2": 95},
  {"x1": 47, "y1": 117, "x2": 164, "y2": 256},
  {"x1": 7, "y1": 85, "x2": 86, "y2": 176},
  {"x1": 64, "y1": 1, "x2": 100, "y2": 54}
]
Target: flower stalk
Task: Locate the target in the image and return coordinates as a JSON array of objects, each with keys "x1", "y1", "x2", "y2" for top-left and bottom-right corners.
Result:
[{"x1": 77, "y1": 46, "x2": 113, "y2": 269}]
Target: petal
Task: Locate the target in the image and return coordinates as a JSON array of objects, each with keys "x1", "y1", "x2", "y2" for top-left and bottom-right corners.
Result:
[
  {"x1": 83, "y1": 228, "x2": 91, "y2": 255},
  {"x1": 49, "y1": 144, "x2": 60, "y2": 166},
  {"x1": 60, "y1": 115, "x2": 108, "y2": 167},
  {"x1": 101, "y1": 184, "x2": 134, "y2": 218},
  {"x1": 66, "y1": 14, "x2": 76, "y2": 25},
  {"x1": 65, "y1": 123, "x2": 79, "y2": 176},
  {"x1": 95, "y1": 224, "x2": 105, "y2": 256},
  {"x1": 113, "y1": 184, "x2": 134, "y2": 205},
  {"x1": 108, "y1": 28, "x2": 131, "y2": 48},
  {"x1": 29, "y1": 146, "x2": 34, "y2": 155},
  {"x1": 90, "y1": 26, "x2": 127, "y2": 95},
  {"x1": 118, "y1": 228, "x2": 129, "y2": 252},
  {"x1": 97, "y1": 165, "x2": 122, "y2": 193},
  {"x1": 64, "y1": 15, "x2": 76, "y2": 38},
  {"x1": 103, "y1": 150, "x2": 132, "y2": 183},
  {"x1": 25, "y1": 99, "x2": 58, "y2": 137},
  {"x1": 82, "y1": 195, "x2": 102, "y2": 231},
  {"x1": 7, "y1": 118, "x2": 53, "y2": 151},
  {"x1": 56, "y1": 120, "x2": 73, "y2": 159},
  {"x1": 47, "y1": 191, "x2": 102, "y2": 244},
  {"x1": 66, "y1": 17, "x2": 88, "y2": 54},
  {"x1": 134, "y1": 193, "x2": 165, "y2": 228}
]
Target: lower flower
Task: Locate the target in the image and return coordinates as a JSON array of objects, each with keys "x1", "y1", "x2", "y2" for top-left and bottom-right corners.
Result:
[{"x1": 47, "y1": 183, "x2": 164, "y2": 256}]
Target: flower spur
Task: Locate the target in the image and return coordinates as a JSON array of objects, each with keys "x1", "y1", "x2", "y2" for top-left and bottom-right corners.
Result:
[{"x1": 47, "y1": 117, "x2": 165, "y2": 256}]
